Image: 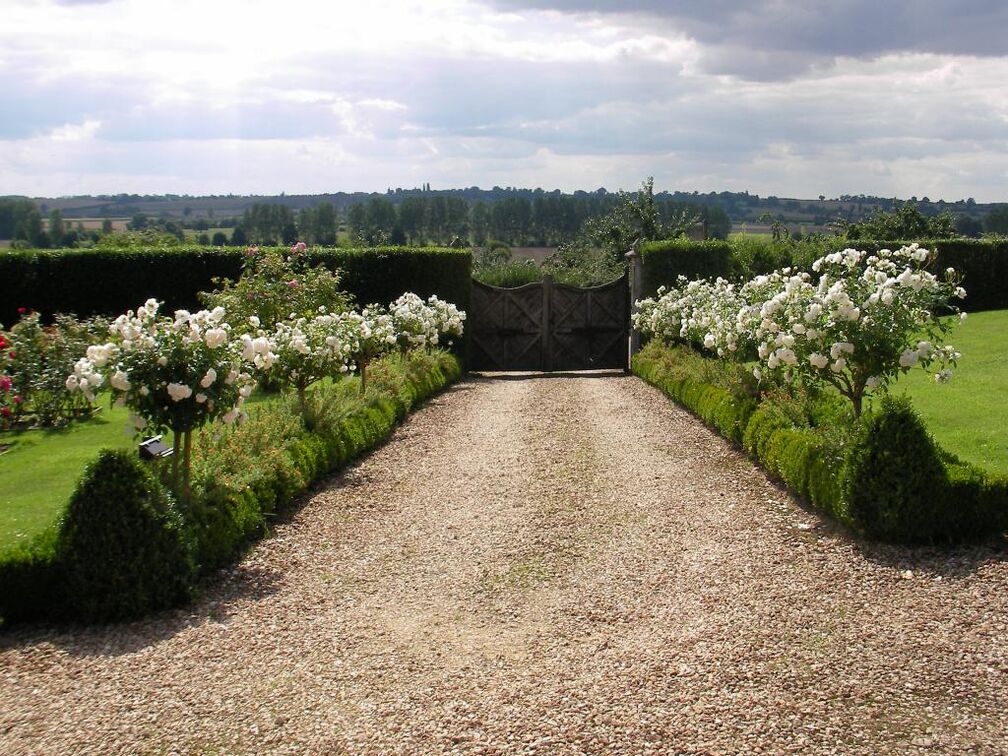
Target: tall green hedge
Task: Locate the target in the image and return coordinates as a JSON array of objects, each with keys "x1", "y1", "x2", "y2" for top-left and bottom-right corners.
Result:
[
  {"x1": 639, "y1": 237, "x2": 1008, "y2": 311},
  {"x1": 0, "y1": 245, "x2": 472, "y2": 327}
]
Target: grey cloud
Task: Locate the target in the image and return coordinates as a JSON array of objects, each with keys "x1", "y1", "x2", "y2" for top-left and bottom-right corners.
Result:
[{"x1": 488, "y1": 1, "x2": 1008, "y2": 78}]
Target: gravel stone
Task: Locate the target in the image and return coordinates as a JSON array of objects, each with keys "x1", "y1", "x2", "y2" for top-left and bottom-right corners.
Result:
[{"x1": 2, "y1": 372, "x2": 1007, "y2": 754}]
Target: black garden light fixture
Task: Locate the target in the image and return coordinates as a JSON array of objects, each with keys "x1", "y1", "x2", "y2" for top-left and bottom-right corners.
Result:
[{"x1": 138, "y1": 435, "x2": 174, "y2": 461}]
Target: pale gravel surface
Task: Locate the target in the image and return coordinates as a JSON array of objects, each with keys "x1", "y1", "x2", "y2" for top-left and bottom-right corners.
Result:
[{"x1": 2, "y1": 372, "x2": 1007, "y2": 755}]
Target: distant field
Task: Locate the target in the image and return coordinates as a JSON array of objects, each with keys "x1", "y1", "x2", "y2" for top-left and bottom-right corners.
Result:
[{"x1": 70, "y1": 217, "x2": 130, "y2": 231}]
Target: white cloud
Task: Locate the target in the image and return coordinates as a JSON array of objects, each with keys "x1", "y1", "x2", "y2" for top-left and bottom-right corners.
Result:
[{"x1": 0, "y1": 0, "x2": 1005, "y2": 201}]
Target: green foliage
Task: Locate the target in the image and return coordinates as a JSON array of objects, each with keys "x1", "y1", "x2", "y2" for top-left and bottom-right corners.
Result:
[
  {"x1": 984, "y1": 206, "x2": 1008, "y2": 235},
  {"x1": 57, "y1": 449, "x2": 197, "y2": 622},
  {"x1": 844, "y1": 202, "x2": 957, "y2": 241},
  {"x1": 639, "y1": 237, "x2": 1008, "y2": 312},
  {"x1": 639, "y1": 240, "x2": 735, "y2": 297},
  {"x1": 0, "y1": 350, "x2": 462, "y2": 625},
  {"x1": 0, "y1": 245, "x2": 472, "y2": 331},
  {"x1": 582, "y1": 177, "x2": 698, "y2": 264},
  {"x1": 2, "y1": 311, "x2": 103, "y2": 427},
  {"x1": 0, "y1": 527, "x2": 60, "y2": 626},
  {"x1": 634, "y1": 342, "x2": 1007, "y2": 544},
  {"x1": 844, "y1": 396, "x2": 949, "y2": 542},
  {"x1": 199, "y1": 245, "x2": 353, "y2": 331}
]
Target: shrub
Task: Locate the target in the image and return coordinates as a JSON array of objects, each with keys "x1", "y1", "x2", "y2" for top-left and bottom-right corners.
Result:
[
  {"x1": 0, "y1": 528, "x2": 60, "y2": 626},
  {"x1": 843, "y1": 396, "x2": 949, "y2": 542},
  {"x1": 57, "y1": 449, "x2": 197, "y2": 622}
]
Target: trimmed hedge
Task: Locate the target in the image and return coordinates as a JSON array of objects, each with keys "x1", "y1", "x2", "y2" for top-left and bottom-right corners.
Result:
[
  {"x1": 633, "y1": 342, "x2": 1008, "y2": 543},
  {"x1": 0, "y1": 245, "x2": 472, "y2": 328},
  {"x1": 0, "y1": 350, "x2": 462, "y2": 626},
  {"x1": 58, "y1": 450, "x2": 197, "y2": 622},
  {"x1": 639, "y1": 237, "x2": 1008, "y2": 311}
]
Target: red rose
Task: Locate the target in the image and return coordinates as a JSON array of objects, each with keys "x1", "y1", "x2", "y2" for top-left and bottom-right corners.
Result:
[
  {"x1": 8, "y1": 351, "x2": 14, "y2": 359},
  {"x1": 0, "y1": 407, "x2": 10, "y2": 418},
  {"x1": 12, "y1": 395, "x2": 22, "y2": 404},
  {"x1": 17, "y1": 307, "x2": 26, "y2": 314}
]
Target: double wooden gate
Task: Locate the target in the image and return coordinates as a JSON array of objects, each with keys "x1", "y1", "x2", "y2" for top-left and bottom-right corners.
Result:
[{"x1": 469, "y1": 274, "x2": 629, "y2": 372}]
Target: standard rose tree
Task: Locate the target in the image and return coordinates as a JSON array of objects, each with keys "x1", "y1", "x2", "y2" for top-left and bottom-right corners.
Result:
[
  {"x1": 67, "y1": 299, "x2": 260, "y2": 501},
  {"x1": 634, "y1": 244, "x2": 965, "y2": 417}
]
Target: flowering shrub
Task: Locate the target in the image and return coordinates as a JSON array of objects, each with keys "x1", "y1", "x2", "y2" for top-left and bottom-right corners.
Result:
[
  {"x1": 635, "y1": 244, "x2": 965, "y2": 416},
  {"x1": 200, "y1": 244, "x2": 353, "y2": 332},
  {"x1": 262, "y1": 311, "x2": 350, "y2": 421},
  {"x1": 335, "y1": 306, "x2": 398, "y2": 394},
  {"x1": 387, "y1": 293, "x2": 467, "y2": 352},
  {"x1": 1, "y1": 311, "x2": 102, "y2": 428},
  {"x1": 66, "y1": 299, "x2": 257, "y2": 500}
]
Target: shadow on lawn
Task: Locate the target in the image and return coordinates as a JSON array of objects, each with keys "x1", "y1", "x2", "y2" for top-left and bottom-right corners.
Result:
[{"x1": 0, "y1": 562, "x2": 284, "y2": 658}]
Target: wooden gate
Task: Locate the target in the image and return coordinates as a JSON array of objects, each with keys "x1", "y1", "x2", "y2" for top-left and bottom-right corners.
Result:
[{"x1": 469, "y1": 274, "x2": 629, "y2": 371}]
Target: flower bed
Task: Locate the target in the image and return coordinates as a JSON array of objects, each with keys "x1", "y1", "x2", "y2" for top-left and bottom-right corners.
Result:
[{"x1": 0, "y1": 349, "x2": 462, "y2": 626}]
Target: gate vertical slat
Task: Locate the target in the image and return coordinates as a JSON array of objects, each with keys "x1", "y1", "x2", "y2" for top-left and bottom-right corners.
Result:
[{"x1": 541, "y1": 274, "x2": 553, "y2": 372}]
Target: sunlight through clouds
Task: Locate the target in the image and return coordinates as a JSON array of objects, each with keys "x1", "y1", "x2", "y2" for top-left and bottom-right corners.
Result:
[{"x1": 0, "y1": 0, "x2": 1006, "y2": 199}]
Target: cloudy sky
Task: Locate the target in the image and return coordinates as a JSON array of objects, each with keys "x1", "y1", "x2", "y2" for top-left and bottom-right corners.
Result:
[{"x1": 2, "y1": 0, "x2": 1007, "y2": 201}]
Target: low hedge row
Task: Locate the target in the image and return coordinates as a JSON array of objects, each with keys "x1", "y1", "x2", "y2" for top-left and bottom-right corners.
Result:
[
  {"x1": 633, "y1": 342, "x2": 1008, "y2": 543},
  {"x1": 640, "y1": 237, "x2": 1008, "y2": 312},
  {"x1": 0, "y1": 350, "x2": 461, "y2": 626},
  {"x1": 0, "y1": 245, "x2": 472, "y2": 328}
]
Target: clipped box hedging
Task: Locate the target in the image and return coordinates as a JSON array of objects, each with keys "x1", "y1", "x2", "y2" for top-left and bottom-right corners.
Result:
[
  {"x1": 0, "y1": 245, "x2": 472, "y2": 328},
  {"x1": 633, "y1": 342, "x2": 1008, "y2": 543},
  {"x1": 639, "y1": 237, "x2": 1008, "y2": 311},
  {"x1": 0, "y1": 350, "x2": 462, "y2": 626}
]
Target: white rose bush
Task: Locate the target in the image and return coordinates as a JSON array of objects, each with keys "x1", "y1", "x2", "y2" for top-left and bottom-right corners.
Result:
[
  {"x1": 635, "y1": 244, "x2": 965, "y2": 417},
  {"x1": 260, "y1": 310, "x2": 350, "y2": 419},
  {"x1": 65, "y1": 290, "x2": 467, "y2": 498},
  {"x1": 66, "y1": 299, "x2": 258, "y2": 501}
]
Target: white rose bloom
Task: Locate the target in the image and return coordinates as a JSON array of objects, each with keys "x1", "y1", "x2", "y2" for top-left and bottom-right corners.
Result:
[
  {"x1": 204, "y1": 328, "x2": 228, "y2": 349},
  {"x1": 809, "y1": 353, "x2": 828, "y2": 369},
  {"x1": 831, "y1": 358, "x2": 847, "y2": 373},
  {"x1": 703, "y1": 334, "x2": 716, "y2": 349},
  {"x1": 157, "y1": 355, "x2": 168, "y2": 366},
  {"x1": 139, "y1": 385, "x2": 150, "y2": 396},
  {"x1": 222, "y1": 407, "x2": 241, "y2": 424},
  {"x1": 195, "y1": 393, "x2": 208, "y2": 403},
  {"x1": 167, "y1": 382, "x2": 193, "y2": 402},
  {"x1": 200, "y1": 368, "x2": 217, "y2": 388},
  {"x1": 899, "y1": 349, "x2": 918, "y2": 368},
  {"x1": 249, "y1": 316, "x2": 261, "y2": 327},
  {"x1": 110, "y1": 370, "x2": 131, "y2": 391}
]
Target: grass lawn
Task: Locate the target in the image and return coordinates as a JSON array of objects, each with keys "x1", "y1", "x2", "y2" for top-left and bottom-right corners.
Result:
[
  {"x1": 0, "y1": 403, "x2": 136, "y2": 554},
  {"x1": 0, "y1": 391, "x2": 276, "y2": 556},
  {"x1": 893, "y1": 309, "x2": 1008, "y2": 476}
]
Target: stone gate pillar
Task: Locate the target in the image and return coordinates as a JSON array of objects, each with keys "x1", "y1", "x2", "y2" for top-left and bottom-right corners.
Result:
[{"x1": 626, "y1": 247, "x2": 643, "y2": 363}]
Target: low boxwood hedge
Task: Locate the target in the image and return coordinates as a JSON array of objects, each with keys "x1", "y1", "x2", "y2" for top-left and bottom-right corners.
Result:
[
  {"x1": 0, "y1": 350, "x2": 461, "y2": 626},
  {"x1": 633, "y1": 342, "x2": 1008, "y2": 543}
]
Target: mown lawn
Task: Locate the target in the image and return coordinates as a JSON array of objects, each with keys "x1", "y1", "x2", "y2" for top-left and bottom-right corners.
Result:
[
  {"x1": 0, "y1": 403, "x2": 136, "y2": 553},
  {"x1": 894, "y1": 309, "x2": 1008, "y2": 476}
]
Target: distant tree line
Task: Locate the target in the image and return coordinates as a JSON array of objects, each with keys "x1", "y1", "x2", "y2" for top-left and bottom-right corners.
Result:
[{"x1": 229, "y1": 192, "x2": 730, "y2": 248}]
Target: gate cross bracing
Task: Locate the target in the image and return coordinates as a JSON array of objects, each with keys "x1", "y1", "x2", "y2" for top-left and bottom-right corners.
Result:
[{"x1": 468, "y1": 274, "x2": 629, "y2": 372}]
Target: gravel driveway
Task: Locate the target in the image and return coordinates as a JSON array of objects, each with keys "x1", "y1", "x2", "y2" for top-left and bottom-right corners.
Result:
[{"x1": 2, "y1": 372, "x2": 1007, "y2": 754}]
